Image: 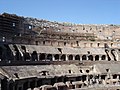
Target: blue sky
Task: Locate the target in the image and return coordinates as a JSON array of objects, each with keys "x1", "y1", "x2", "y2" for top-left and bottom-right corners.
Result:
[{"x1": 0, "y1": 0, "x2": 120, "y2": 24}]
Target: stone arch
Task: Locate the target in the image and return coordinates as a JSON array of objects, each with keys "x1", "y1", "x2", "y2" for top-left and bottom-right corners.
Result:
[
  {"x1": 47, "y1": 54, "x2": 52, "y2": 61},
  {"x1": 68, "y1": 54, "x2": 73, "y2": 60},
  {"x1": 95, "y1": 55, "x2": 99, "y2": 61},
  {"x1": 24, "y1": 52, "x2": 30, "y2": 61},
  {"x1": 31, "y1": 51, "x2": 38, "y2": 61},
  {"x1": 82, "y1": 55, "x2": 87, "y2": 60},
  {"x1": 39, "y1": 53, "x2": 46, "y2": 60},
  {"x1": 13, "y1": 45, "x2": 22, "y2": 61},
  {"x1": 101, "y1": 55, "x2": 106, "y2": 60},
  {"x1": 88, "y1": 55, "x2": 93, "y2": 61},
  {"x1": 54, "y1": 54, "x2": 59, "y2": 60},
  {"x1": 111, "y1": 49, "x2": 117, "y2": 61},
  {"x1": 75, "y1": 55, "x2": 80, "y2": 60},
  {"x1": 61, "y1": 54, "x2": 66, "y2": 61}
]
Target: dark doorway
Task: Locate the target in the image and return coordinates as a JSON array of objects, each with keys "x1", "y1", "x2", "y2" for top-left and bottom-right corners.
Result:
[
  {"x1": 82, "y1": 55, "x2": 87, "y2": 60},
  {"x1": 39, "y1": 53, "x2": 45, "y2": 60},
  {"x1": 101, "y1": 55, "x2": 106, "y2": 60},
  {"x1": 31, "y1": 51, "x2": 38, "y2": 61},
  {"x1": 47, "y1": 54, "x2": 52, "y2": 61},
  {"x1": 54, "y1": 54, "x2": 59, "y2": 60},
  {"x1": 61, "y1": 55, "x2": 66, "y2": 61},
  {"x1": 88, "y1": 55, "x2": 93, "y2": 61},
  {"x1": 75, "y1": 55, "x2": 80, "y2": 60},
  {"x1": 68, "y1": 55, "x2": 73, "y2": 60},
  {"x1": 95, "y1": 55, "x2": 99, "y2": 61}
]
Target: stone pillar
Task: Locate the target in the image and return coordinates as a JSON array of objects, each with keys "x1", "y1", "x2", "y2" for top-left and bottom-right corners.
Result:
[
  {"x1": 86, "y1": 75, "x2": 89, "y2": 82},
  {"x1": 80, "y1": 55, "x2": 82, "y2": 61},
  {"x1": 66, "y1": 55, "x2": 68, "y2": 61},
  {"x1": 105, "y1": 55, "x2": 108, "y2": 61},
  {"x1": 86, "y1": 55, "x2": 88, "y2": 60},
  {"x1": 117, "y1": 75, "x2": 119, "y2": 79},
  {"x1": 45, "y1": 54, "x2": 47, "y2": 60},
  {"x1": 99, "y1": 55, "x2": 102, "y2": 61},
  {"x1": 52, "y1": 55, "x2": 55, "y2": 61},
  {"x1": 73, "y1": 55, "x2": 75, "y2": 60},
  {"x1": 99, "y1": 75, "x2": 101, "y2": 82},
  {"x1": 37, "y1": 54, "x2": 40, "y2": 61},
  {"x1": 93, "y1": 55, "x2": 95, "y2": 61}
]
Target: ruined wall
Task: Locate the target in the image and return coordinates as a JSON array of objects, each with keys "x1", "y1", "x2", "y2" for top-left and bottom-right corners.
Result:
[{"x1": 0, "y1": 13, "x2": 120, "y2": 46}]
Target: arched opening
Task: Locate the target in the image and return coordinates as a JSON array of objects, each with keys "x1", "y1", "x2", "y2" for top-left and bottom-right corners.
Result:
[
  {"x1": 47, "y1": 54, "x2": 52, "y2": 61},
  {"x1": 113, "y1": 74, "x2": 117, "y2": 79},
  {"x1": 101, "y1": 55, "x2": 106, "y2": 60},
  {"x1": 64, "y1": 42, "x2": 66, "y2": 46},
  {"x1": 111, "y1": 49, "x2": 117, "y2": 61},
  {"x1": 76, "y1": 41, "x2": 79, "y2": 46},
  {"x1": 21, "y1": 46, "x2": 26, "y2": 52},
  {"x1": 13, "y1": 45, "x2": 22, "y2": 61},
  {"x1": 24, "y1": 52, "x2": 30, "y2": 61},
  {"x1": 95, "y1": 55, "x2": 99, "y2": 61},
  {"x1": 39, "y1": 53, "x2": 45, "y2": 60},
  {"x1": 75, "y1": 55, "x2": 80, "y2": 60},
  {"x1": 97, "y1": 43, "x2": 100, "y2": 47},
  {"x1": 21, "y1": 45, "x2": 30, "y2": 61},
  {"x1": 88, "y1": 55, "x2": 93, "y2": 61},
  {"x1": 82, "y1": 55, "x2": 87, "y2": 60},
  {"x1": 61, "y1": 54, "x2": 66, "y2": 61},
  {"x1": 31, "y1": 51, "x2": 38, "y2": 61},
  {"x1": 4, "y1": 45, "x2": 13, "y2": 62},
  {"x1": 54, "y1": 54, "x2": 59, "y2": 60},
  {"x1": 35, "y1": 41, "x2": 39, "y2": 45},
  {"x1": 68, "y1": 55, "x2": 73, "y2": 60},
  {"x1": 105, "y1": 49, "x2": 111, "y2": 61}
]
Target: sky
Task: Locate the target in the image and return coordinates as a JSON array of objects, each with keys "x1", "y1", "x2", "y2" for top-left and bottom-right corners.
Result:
[{"x1": 0, "y1": 0, "x2": 120, "y2": 24}]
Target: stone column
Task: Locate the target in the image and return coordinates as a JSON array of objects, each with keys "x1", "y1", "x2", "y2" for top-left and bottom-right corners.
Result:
[
  {"x1": 86, "y1": 75, "x2": 89, "y2": 82},
  {"x1": 117, "y1": 75, "x2": 119, "y2": 79},
  {"x1": 80, "y1": 55, "x2": 82, "y2": 61},
  {"x1": 73, "y1": 55, "x2": 75, "y2": 60},
  {"x1": 86, "y1": 55, "x2": 88, "y2": 60},
  {"x1": 37, "y1": 53, "x2": 40, "y2": 61},
  {"x1": 93, "y1": 55, "x2": 95, "y2": 61},
  {"x1": 52, "y1": 55, "x2": 55, "y2": 61},
  {"x1": 45, "y1": 54, "x2": 47, "y2": 60},
  {"x1": 66, "y1": 55, "x2": 68, "y2": 61},
  {"x1": 105, "y1": 55, "x2": 108, "y2": 61},
  {"x1": 99, "y1": 55, "x2": 102, "y2": 61},
  {"x1": 99, "y1": 75, "x2": 101, "y2": 83}
]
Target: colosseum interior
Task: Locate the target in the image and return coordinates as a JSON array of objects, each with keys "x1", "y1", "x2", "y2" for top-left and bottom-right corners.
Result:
[{"x1": 0, "y1": 13, "x2": 120, "y2": 90}]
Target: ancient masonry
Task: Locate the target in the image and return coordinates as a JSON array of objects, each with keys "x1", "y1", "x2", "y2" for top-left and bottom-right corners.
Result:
[{"x1": 0, "y1": 13, "x2": 120, "y2": 90}]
